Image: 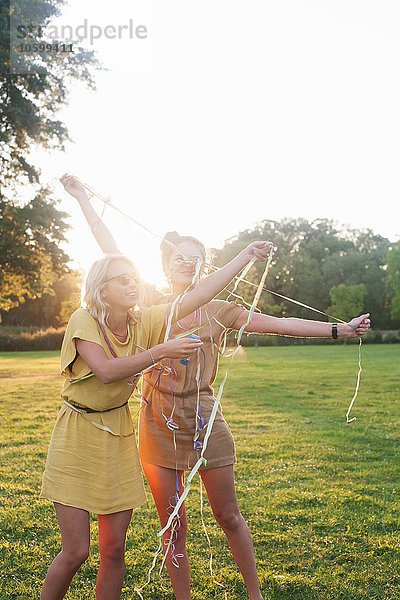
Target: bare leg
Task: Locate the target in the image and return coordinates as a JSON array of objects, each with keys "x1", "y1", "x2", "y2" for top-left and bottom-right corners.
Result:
[
  {"x1": 96, "y1": 509, "x2": 133, "y2": 600},
  {"x1": 41, "y1": 503, "x2": 90, "y2": 600},
  {"x1": 141, "y1": 462, "x2": 190, "y2": 600},
  {"x1": 200, "y1": 465, "x2": 262, "y2": 600}
]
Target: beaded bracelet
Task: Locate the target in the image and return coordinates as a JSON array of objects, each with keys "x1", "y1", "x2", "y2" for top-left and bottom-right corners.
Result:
[{"x1": 147, "y1": 348, "x2": 157, "y2": 365}]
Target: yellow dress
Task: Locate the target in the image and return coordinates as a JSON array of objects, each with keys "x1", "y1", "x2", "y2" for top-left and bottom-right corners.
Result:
[{"x1": 40, "y1": 305, "x2": 167, "y2": 514}]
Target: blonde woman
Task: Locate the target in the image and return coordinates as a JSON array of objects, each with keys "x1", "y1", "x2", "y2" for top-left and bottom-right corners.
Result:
[{"x1": 40, "y1": 240, "x2": 271, "y2": 599}]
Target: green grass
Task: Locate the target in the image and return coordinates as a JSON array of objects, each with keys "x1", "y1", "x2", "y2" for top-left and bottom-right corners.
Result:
[{"x1": 0, "y1": 345, "x2": 399, "y2": 599}]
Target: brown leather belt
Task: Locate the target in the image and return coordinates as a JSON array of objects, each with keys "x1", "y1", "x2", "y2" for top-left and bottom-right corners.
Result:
[{"x1": 65, "y1": 401, "x2": 128, "y2": 413}]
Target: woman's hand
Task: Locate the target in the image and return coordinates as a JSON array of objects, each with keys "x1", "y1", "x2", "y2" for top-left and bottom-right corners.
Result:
[
  {"x1": 60, "y1": 173, "x2": 88, "y2": 201},
  {"x1": 240, "y1": 240, "x2": 273, "y2": 263},
  {"x1": 176, "y1": 240, "x2": 274, "y2": 321},
  {"x1": 341, "y1": 313, "x2": 371, "y2": 338},
  {"x1": 60, "y1": 173, "x2": 121, "y2": 254},
  {"x1": 155, "y1": 337, "x2": 203, "y2": 360}
]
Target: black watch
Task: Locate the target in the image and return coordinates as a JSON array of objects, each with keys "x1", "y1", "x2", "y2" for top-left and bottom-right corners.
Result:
[{"x1": 331, "y1": 323, "x2": 338, "y2": 339}]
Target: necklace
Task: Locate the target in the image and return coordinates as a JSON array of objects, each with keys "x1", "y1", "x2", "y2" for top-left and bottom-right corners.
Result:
[
  {"x1": 105, "y1": 316, "x2": 129, "y2": 340},
  {"x1": 98, "y1": 321, "x2": 132, "y2": 358}
]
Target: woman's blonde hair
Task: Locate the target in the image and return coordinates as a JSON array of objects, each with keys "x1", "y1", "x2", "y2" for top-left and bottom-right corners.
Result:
[{"x1": 81, "y1": 254, "x2": 143, "y2": 324}]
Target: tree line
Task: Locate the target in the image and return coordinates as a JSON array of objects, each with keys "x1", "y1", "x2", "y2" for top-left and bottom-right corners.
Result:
[
  {"x1": 1, "y1": 213, "x2": 399, "y2": 331},
  {"x1": 214, "y1": 218, "x2": 400, "y2": 330}
]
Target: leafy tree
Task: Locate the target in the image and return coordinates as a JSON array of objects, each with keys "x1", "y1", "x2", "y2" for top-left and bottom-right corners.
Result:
[
  {"x1": 216, "y1": 218, "x2": 352, "y2": 317},
  {"x1": 214, "y1": 218, "x2": 392, "y2": 327},
  {"x1": 0, "y1": 190, "x2": 70, "y2": 311},
  {"x1": 0, "y1": 0, "x2": 100, "y2": 314},
  {"x1": 386, "y1": 242, "x2": 400, "y2": 323},
  {"x1": 1, "y1": 0, "x2": 100, "y2": 190},
  {"x1": 322, "y1": 231, "x2": 390, "y2": 328},
  {"x1": 327, "y1": 283, "x2": 367, "y2": 321},
  {"x1": 0, "y1": 270, "x2": 82, "y2": 326}
]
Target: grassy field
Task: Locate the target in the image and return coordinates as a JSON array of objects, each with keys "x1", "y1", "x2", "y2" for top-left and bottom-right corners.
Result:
[{"x1": 0, "y1": 345, "x2": 399, "y2": 599}]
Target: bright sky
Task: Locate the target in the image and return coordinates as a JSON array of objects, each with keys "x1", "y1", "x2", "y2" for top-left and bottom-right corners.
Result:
[{"x1": 31, "y1": 0, "x2": 400, "y2": 287}]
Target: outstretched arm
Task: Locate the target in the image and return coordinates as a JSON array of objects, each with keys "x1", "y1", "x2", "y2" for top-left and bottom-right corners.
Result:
[
  {"x1": 60, "y1": 173, "x2": 120, "y2": 254},
  {"x1": 231, "y1": 312, "x2": 371, "y2": 338},
  {"x1": 60, "y1": 174, "x2": 166, "y2": 305},
  {"x1": 177, "y1": 241, "x2": 272, "y2": 320},
  {"x1": 59, "y1": 174, "x2": 272, "y2": 317},
  {"x1": 75, "y1": 336, "x2": 203, "y2": 384}
]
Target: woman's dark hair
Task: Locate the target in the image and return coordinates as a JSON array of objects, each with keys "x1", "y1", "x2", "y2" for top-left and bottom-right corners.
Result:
[{"x1": 160, "y1": 231, "x2": 207, "y2": 275}]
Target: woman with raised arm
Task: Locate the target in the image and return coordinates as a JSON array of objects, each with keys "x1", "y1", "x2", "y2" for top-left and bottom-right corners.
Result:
[
  {"x1": 40, "y1": 245, "x2": 271, "y2": 599},
  {"x1": 61, "y1": 175, "x2": 370, "y2": 600},
  {"x1": 140, "y1": 233, "x2": 369, "y2": 600}
]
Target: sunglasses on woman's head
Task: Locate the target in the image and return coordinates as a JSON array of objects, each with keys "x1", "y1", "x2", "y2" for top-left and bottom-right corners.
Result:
[{"x1": 105, "y1": 273, "x2": 139, "y2": 286}]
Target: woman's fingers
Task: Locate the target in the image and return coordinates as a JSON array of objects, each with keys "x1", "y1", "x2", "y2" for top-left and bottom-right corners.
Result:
[
  {"x1": 59, "y1": 174, "x2": 87, "y2": 200},
  {"x1": 250, "y1": 240, "x2": 273, "y2": 261},
  {"x1": 164, "y1": 338, "x2": 203, "y2": 359},
  {"x1": 349, "y1": 313, "x2": 371, "y2": 336},
  {"x1": 59, "y1": 173, "x2": 69, "y2": 186},
  {"x1": 59, "y1": 173, "x2": 77, "y2": 187},
  {"x1": 359, "y1": 313, "x2": 370, "y2": 322},
  {"x1": 183, "y1": 340, "x2": 203, "y2": 354},
  {"x1": 60, "y1": 174, "x2": 74, "y2": 189},
  {"x1": 346, "y1": 313, "x2": 371, "y2": 337},
  {"x1": 350, "y1": 314, "x2": 371, "y2": 327},
  {"x1": 358, "y1": 314, "x2": 371, "y2": 329},
  {"x1": 253, "y1": 241, "x2": 272, "y2": 250},
  {"x1": 253, "y1": 250, "x2": 268, "y2": 260}
]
